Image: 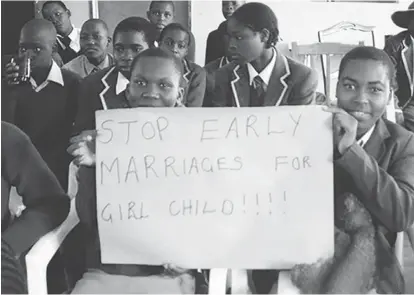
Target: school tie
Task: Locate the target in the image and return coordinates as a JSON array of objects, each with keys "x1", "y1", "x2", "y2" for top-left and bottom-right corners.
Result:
[
  {"x1": 57, "y1": 35, "x2": 78, "y2": 64},
  {"x1": 250, "y1": 75, "x2": 267, "y2": 107},
  {"x1": 58, "y1": 35, "x2": 72, "y2": 49}
]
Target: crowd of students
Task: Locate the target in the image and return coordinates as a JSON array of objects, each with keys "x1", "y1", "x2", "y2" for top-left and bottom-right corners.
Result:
[{"x1": 1, "y1": 0, "x2": 414, "y2": 294}]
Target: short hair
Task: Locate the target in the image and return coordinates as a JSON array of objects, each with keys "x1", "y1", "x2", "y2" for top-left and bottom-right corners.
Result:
[
  {"x1": 159, "y1": 23, "x2": 192, "y2": 47},
  {"x1": 113, "y1": 17, "x2": 157, "y2": 48},
  {"x1": 1, "y1": 239, "x2": 27, "y2": 294},
  {"x1": 338, "y1": 46, "x2": 397, "y2": 90},
  {"x1": 42, "y1": 1, "x2": 68, "y2": 14},
  {"x1": 230, "y1": 2, "x2": 279, "y2": 48},
  {"x1": 130, "y1": 47, "x2": 184, "y2": 80},
  {"x1": 149, "y1": 1, "x2": 175, "y2": 12},
  {"x1": 81, "y1": 19, "x2": 109, "y2": 34}
]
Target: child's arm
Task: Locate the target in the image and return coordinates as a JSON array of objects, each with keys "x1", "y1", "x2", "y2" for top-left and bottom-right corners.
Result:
[
  {"x1": 186, "y1": 67, "x2": 206, "y2": 107},
  {"x1": 2, "y1": 123, "x2": 70, "y2": 256}
]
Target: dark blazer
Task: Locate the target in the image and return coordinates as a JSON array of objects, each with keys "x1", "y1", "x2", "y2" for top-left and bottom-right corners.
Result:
[
  {"x1": 334, "y1": 119, "x2": 414, "y2": 293},
  {"x1": 205, "y1": 21, "x2": 227, "y2": 65},
  {"x1": 211, "y1": 49, "x2": 318, "y2": 107},
  {"x1": 73, "y1": 66, "x2": 130, "y2": 134},
  {"x1": 182, "y1": 59, "x2": 206, "y2": 107},
  {"x1": 203, "y1": 56, "x2": 230, "y2": 107},
  {"x1": 384, "y1": 30, "x2": 414, "y2": 109},
  {"x1": 1, "y1": 122, "x2": 69, "y2": 256}
]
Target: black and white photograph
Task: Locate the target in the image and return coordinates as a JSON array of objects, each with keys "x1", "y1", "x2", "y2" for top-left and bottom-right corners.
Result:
[{"x1": 1, "y1": 0, "x2": 414, "y2": 294}]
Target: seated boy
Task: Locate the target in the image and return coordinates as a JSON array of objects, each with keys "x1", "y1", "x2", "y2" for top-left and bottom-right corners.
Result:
[
  {"x1": 63, "y1": 19, "x2": 114, "y2": 78},
  {"x1": 211, "y1": 2, "x2": 317, "y2": 108},
  {"x1": 72, "y1": 17, "x2": 157, "y2": 134},
  {"x1": 159, "y1": 23, "x2": 206, "y2": 107},
  {"x1": 147, "y1": 0, "x2": 196, "y2": 62},
  {"x1": 205, "y1": 0, "x2": 245, "y2": 65},
  {"x1": 71, "y1": 48, "x2": 205, "y2": 294},
  {"x1": 3, "y1": 19, "x2": 81, "y2": 191},
  {"x1": 2, "y1": 121, "x2": 70, "y2": 259},
  {"x1": 288, "y1": 46, "x2": 414, "y2": 294}
]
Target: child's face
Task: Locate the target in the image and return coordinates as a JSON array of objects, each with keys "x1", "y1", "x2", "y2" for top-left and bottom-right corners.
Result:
[
  {"x1": 147, "y1": 2, "x2": 174, "y2": 33},
  {"x1": 113, "y1": 31, "x2": 149, "y2": 79},
  {"x1": 226, "y1": 17, "x2": 265, "y2": 64},
  {"x1": 19, "y1": 29, "x2": 54, "y2": 71},
  {"x1": 42, "y1": 3, "x2": 72, "y2": 36},
  {"x1": 126, "y1": 56, "x2": 183, "y2": 107},
  {"x1": 222, "y1": 1, "x2": 244, "y2": 19},
  {"x1": 336, "y1": 59, "x2": 391, "y2": 136},
  {"x1": 160, "y1": 29, "x2": 189, "y2": 60},
  {"x1": 80, "y1": 22, "x2": 110, "y2": 62}
]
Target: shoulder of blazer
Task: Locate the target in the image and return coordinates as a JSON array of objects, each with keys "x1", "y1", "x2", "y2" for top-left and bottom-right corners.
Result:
[
  {"x1": 284, "y1": 55, "x2": 315, "y2": 82},
  {"x1": 383, "y1": 119, "x2": 414, "y2": 148},
  {"x1": 80, "y1": 67, "x2": 116, "y2": 88}
]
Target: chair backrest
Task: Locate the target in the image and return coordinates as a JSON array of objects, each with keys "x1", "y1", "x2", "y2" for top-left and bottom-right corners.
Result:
[
  {"x1": 318, "y1": 21, "x2": 375, "y2": 46},
  {"x1": 291, "y1": 42, "x2": 363, "y2": 103}
]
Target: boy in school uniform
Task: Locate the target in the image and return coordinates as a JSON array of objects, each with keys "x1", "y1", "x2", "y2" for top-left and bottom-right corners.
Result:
[
  {"x1": 147, "y1": 1, "x2": 196, "y2": 62},
  {"x1": 63, "y1": 19, "x2": 114, "y2": 78},
  {"x1": 282, "y1": 47, "x2": 414, "y2": 294},
  {"x1": 71, "y1": 48, "x2": 205, "y2": 294},
  {"x1": 72, "y1": 17, "x2": 157, "y2": 134},
  {"x1": 3, "y1": 19, "x2": 81, "y2": 192},
  {"x1": 211, "y1": 2, "x2": 318, "y2": 109},
  {"x1": 384, "y1": 2, "x2": 414, "y2": 132},
  {"x1": 205, "y1": 1, "x2": 245, "y2": 65},
  {"x1": 159, "y1": 23, "x2": 206, "y2": 107},
  {"x1": 42, "y1": 1, "x2": 81, "y2": 64}
]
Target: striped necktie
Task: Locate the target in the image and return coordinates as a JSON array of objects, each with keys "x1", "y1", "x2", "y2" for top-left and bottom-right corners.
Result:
[{"x1": 250, "y1": 75, "x2": 267, "y2": 107}]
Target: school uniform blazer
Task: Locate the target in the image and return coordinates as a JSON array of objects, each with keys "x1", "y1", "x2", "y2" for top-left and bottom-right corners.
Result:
[
  {"x1": 384, "y1": 30, "x2": 413, "y2": 110},
  {"x1": 335, "y1": 118, "x2": 414, "y2": 293},
  {"x1": 211, "y1": 49, "x2": 318, "y2": 107},
  {"x1": 182, "y1": 59, "x2": 206, "y2": 107},
  {"x1": 73, "y1": 66, "x2": 130, "y2": 134},
  {"x1": 203, "y1": 56, "x2": 230, "y2": 107}
]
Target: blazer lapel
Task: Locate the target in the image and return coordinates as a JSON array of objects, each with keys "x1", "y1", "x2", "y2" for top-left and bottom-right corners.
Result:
[
  {"x1": 263, "y1": 49, "x2": 291, "y2": 106},
  {"x1": 183, "y1": 59, "x2": 191, "y2": 83},
  {"x1": 230, "y1": 64, "x2": 250, "y2": 107},
  {"x1": 401, "y1": 38, "x2": 413, "y2": 96},
  {"x1": 99, "y1": 67, "x2": 116, "y2": 110},
  {"x1": 364, "y1": 119, "x2": 391, "y2": 163}
]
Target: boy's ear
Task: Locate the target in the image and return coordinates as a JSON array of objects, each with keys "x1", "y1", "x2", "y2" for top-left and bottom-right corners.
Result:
[
  {"x1": 66, "y1": 9, "x2": 71, "y2": 18},
  {"x1": 107, "y1": 36, "x2": 112, "y2": 46},
  {"x1": 259, "y1": 28, "x2": 270, "y2": 45},
  {"x1": 177, "y1": 87, "x2": 185, "y2": 103},
  {"x1": 147, "y1": 11, "x2": 151, "y2": 20}
]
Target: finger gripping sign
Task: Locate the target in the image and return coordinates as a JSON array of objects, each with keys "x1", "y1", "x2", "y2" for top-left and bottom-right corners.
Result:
[{"x1": 96, "y1": 106, "x2": 334, "y2": 269}]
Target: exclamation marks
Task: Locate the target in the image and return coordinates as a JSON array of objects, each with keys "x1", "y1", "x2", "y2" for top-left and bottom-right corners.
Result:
[
  {"x1": 243, "y1": 194, "x2": 247, "y2": 214},
  {"x1": 268, "y1": 193, "x2": 272, "y2": 215},
  {"x1": 256, "y1": 193, "x2": 260, "y2": 215}
]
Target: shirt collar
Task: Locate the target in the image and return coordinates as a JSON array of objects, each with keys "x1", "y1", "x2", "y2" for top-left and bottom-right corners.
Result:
[
  {"x1": 357, "y1": 124, "x2": 375, "y2": 148},
  {"x1": 116, "y1": 71, "x2": 129, "y2": 95},
  {"x1": 57, "y1": 26, "x2": 80, "y2": 52},
  {"x1": 30, "y1": 60, "x2": 64, "y2": 89},
  {"x1": 246, "y1": 47, "x2": 277, "y2": 86},
  {"x1": 84, "y1": 54, "x2": 111, "y2": 75}
]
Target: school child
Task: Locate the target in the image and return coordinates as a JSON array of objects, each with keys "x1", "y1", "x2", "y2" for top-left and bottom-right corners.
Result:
[
  {"x1": 42, "y1": 1, "x2": 81, "y2": 64},
  {"x1": 72, "y1": 17, "x2": 157, "y2": 134},
  {"x1": 159, "y1": 23, "x2": 206, "y2": 107},
  {"x1": 211, "y1": 2, "x2": 318, "y2": 108},
  {"x1": 205, "y1": 1, "x2": 245, "y2": 65},
  {"x1": 2, "y1": 121, "x2": 70, "y2": 261},
  {"x1": 287, "y1": 46, "x2": 414, "y2": 294},
  {"x1": 63, "y1": 19, "x2": 114, "y2": 78},
  {"x1": 3, "y1": 19, "x2": 81, "y2": 192},
  {"x1": 203, "y1": 28, "x2": 231, "y2": 107},
  {"x1": 147, "y1": 1, "x2": 196, "y2": 62},
  {"x1": 71, "y1": 48, "x2": 206, "y2": 294}
]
